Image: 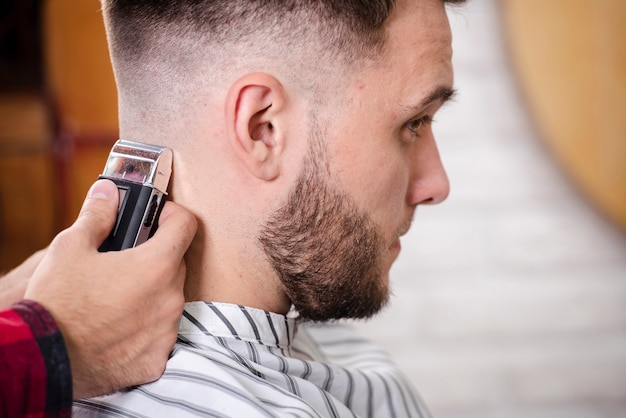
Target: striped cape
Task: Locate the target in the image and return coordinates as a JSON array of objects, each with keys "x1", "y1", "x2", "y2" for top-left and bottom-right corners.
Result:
[{"x1": 74, "y1": 302, "x2": 430, "y2": 418}]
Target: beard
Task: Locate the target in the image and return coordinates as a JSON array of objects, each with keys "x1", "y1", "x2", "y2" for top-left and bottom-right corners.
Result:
[{"x1": 258, "y1": 131, "x2": 390, "y2": 322}]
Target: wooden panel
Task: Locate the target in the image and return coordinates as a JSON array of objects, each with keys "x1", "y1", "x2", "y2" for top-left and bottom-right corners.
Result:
[
  {"x1": 0, "y1": 93, "x2": 55, "y2": 271},
  {"x1": 0, "y1": 94, "x2": 49, "y2": 151},
  {"x1": 67, "y1": 143, "x2": 114, "y2": 219},
  {"x1": 0, "y1": 0, "x2": 119, "y2": 269},
  {"x1": 0, "y1": 154, "x2": 56, "y2": 271},
  {"x1": 43, "y1": 0, "x2": 120, "y2": 226},
  {"x1": 502, "y1": 0, "x2": 626, "y2": 231},
  {"x1": 43, "y1": 0, "x2": 118, "y2": 132}
]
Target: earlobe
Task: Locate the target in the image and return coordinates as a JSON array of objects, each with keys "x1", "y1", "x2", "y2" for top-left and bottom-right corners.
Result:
[{"x1": 225, "y1": 73, "x2": 286, "y2": 181}]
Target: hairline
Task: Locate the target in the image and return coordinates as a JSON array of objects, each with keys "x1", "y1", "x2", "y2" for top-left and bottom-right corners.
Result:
[{"x1": 104, "y1": 0, "x2": 465, "y2": 123}]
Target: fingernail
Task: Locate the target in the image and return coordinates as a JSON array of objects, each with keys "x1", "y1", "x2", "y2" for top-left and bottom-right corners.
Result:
[{"x1": 87, "y1": 180, "x2": 115, "y2": 200}]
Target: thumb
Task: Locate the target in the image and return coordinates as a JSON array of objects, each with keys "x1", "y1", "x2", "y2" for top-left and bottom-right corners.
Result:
[{"x1": 73, "y1": 179, "x2": 120, "y2": 248}]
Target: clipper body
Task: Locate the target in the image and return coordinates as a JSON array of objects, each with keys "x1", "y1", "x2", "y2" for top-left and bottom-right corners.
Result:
[{"x1": 98, "y1": 140, "x2": 172, "y2": 252}]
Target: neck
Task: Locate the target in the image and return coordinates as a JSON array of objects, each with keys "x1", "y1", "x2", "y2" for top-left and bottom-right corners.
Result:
[
  {"x1": 117, "y1": 101, "x2": 293, "y2": 316},
  {"x1": 182, "y1": 211, "x2": 292, "y2": 315}
]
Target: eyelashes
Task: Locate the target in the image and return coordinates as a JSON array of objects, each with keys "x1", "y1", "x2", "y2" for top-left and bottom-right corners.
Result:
[{"x1": 405, "y1": 115, "x2": 434, "y2": 140}]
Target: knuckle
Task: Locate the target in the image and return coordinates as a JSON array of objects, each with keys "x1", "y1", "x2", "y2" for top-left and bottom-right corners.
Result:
[
  {"x1": 178, "y1": 261, "x2": 187, "y2": 282},
  {"x1": 81, "y1": 206, "x2": 112, "y2": 228},
  {"x1": 144, "y1": 362, "x2": 166, "y2": 383},
  {"x1": 182, "y1": 210, "x2": 199, "y2": 234},
  {"x1": 174, "y1": 292, "x2": 185, "y2": 312},
  {"x1": 48, "y1": 229, "x2": 75, "y2": 254}
]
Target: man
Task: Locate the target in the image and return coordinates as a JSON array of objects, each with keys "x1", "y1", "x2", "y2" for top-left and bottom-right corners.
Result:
[
  {"x1": 0, "y1": 179, "x2": 197, "y2": 416},
  {"x1": 75, "y1": 0, "x2": 462, "y2": 416}
]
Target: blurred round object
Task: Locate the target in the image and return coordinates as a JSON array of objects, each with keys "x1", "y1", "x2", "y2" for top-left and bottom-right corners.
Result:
[{"x1": 502, "y1": 0, "x2": 626, "y2": 232}]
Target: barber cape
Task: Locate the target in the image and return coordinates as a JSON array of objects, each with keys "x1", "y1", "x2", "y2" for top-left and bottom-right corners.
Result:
[{"x1": 74, "y1": 302, "x2": 431, "y2": 417}]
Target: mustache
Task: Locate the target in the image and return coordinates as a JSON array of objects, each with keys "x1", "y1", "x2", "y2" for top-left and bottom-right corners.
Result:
[{"x1": 396, "y1": 211, "x2": 416, "y2": 238}]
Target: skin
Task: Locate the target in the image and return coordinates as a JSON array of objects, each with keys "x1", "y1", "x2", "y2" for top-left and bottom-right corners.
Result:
[
  {"x1": 1, "y1": 180, "x2": 198, "y2": 398},
  {"x1": 111, "y1": 0, "x2": 453, "y2": 320},
  {"x1": 318, "y1": 0, "x2": 453, "y2": 288},
  {"x1": 256, "y1": 0, "x2": 453, "y2": 321},
  {"x1": 0, "y1": 249, "x2": 45, "y2": 309}
]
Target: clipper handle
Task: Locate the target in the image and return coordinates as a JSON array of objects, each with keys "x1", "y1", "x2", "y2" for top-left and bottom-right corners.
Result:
[
  {"x1": 97, "y1": 177, "x2": 166, "y2": 252},
  {"x1": 96, "y1": 139, "x2": 172, "y2": 252}
]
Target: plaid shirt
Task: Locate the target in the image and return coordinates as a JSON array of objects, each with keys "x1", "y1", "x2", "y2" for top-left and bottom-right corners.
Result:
[{"x1": 0, "y1": 300, "x2": 72, "y2": 418}]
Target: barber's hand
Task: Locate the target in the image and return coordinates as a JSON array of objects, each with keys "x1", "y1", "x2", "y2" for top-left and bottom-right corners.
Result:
[{"x1": 24, "y1": 179, "x2": 198, "y2": 399}]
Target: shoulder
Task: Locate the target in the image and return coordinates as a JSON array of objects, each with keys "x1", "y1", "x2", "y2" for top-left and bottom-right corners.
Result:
[
  {"x1": 73, "y1": 343, "x2": 317, "y2": 418},
  {"x1": 300, "y1": 321, "x2": 396, "y2": 368}
]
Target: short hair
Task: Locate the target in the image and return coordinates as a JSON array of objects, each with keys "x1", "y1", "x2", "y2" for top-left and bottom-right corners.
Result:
[
  {"x1": 102, "y1": 0, "x2": 464, "y2": 115},
  {"x1": 105, "y1": 1, "x2": 390, "y2": 67},
  {"x1": 104, "y1": 0, "x2": 464, "y2": 68}
]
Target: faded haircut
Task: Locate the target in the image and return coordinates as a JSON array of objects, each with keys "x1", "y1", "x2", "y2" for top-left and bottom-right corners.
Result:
[
  {"x1": 102, "y1": 0, "x2": 465, "y2": 76},
  {"x1": 101, "y1": 0, "x2": 465, "y2": 115},
  {"x1": 104, "y1": 1, "x2": 395, "y2": 66}
]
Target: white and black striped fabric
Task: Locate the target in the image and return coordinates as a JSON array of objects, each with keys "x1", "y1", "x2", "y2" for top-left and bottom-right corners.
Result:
[{"x1": 74, "y1": 302, "x2": 431, "y2": 417}]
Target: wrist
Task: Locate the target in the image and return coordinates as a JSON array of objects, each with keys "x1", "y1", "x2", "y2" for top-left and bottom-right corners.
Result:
[{"x1": 12, "y1": 300, "x2": 73, "y2": 408}]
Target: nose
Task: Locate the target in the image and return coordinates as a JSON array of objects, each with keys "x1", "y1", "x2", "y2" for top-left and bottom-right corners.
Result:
[{"x1": 406, "y1": 135, "x2": 450, "y2": 206}]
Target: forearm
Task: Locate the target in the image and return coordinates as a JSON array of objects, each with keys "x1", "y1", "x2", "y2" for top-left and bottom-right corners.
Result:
[{"x1": 0, "y1": 300, "x2": 72, "y2": 417}]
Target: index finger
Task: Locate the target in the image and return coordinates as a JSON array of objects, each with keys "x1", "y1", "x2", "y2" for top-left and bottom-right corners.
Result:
[{"x1": 139, "y1": 200, "x2": 198, "y2": 260}]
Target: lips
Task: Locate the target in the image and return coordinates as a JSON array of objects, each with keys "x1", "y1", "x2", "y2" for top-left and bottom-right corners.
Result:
[
  {"x1": 397, "y1": 211, "x2": 415, "y2": 237},
  {"x1": 395, "y1": 221, "x2": 412, "y2": 240},
  {"x1": 389, "y1": 216, "x2": 413, "y2": 251}
]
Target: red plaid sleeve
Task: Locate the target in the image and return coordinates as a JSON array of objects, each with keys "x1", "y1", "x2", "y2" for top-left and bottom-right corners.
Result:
[{"x1": 0, "y1": 300, "x2": 72, "y2": 418}]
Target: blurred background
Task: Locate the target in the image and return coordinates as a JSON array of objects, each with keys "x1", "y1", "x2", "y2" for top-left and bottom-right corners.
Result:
[
  {"x1": 1, "y1": 0, "x2": 625, "y2": 417},
  {"x1": 0, "y1": 0, "x2": 117, "y2": 269},
  {"x1": 358, "y1": 1, "x2": 626, "y2": 417}
]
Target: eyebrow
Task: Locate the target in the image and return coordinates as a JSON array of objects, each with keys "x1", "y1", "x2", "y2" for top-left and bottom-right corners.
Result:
[
  {"x1": 422, "y1": 86, "x2": 457, "y2": 108},
  {"x1": 403, "y1": 86, "x2": 457, "y2": 115}
]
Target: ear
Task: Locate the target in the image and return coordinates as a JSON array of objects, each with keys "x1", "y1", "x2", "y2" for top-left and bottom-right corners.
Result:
[{"x1": 225, "y1": 73, "x2": 286, "y2": 181}]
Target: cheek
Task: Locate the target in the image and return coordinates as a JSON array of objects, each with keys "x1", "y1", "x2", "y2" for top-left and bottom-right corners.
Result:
[
  {"x1": 327, "y1": 128, "x2": 409, "y2": 228},
  {"x1": 371, "y1": 163, "x2": 408, "y2": 222},
  {"x1": 351, "y1": 156, "x2": 409, "y2": 230}
]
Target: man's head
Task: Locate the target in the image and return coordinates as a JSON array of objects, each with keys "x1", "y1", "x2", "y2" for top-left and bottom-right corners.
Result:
[
  {"x1": 102, "y1": 0, "x2": 395, "y2": 124},
  {"x1": 101, "y1": 0, "x2": 461, "y2": 321}
]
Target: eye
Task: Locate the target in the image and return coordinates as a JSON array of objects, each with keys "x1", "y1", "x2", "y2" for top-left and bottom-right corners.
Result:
[{"x1": 405, "y1": 115, "x2": 433, "y2": 139}]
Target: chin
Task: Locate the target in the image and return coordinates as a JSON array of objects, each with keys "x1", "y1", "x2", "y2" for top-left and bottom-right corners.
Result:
[{"x1": 384, "y1": 244, "x2": 401, "y2": 271}]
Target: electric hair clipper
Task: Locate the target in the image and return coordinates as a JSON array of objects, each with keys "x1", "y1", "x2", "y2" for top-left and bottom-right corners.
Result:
[{"x1": 97, "y1": 140, "x2": 172, "y2": 252}]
